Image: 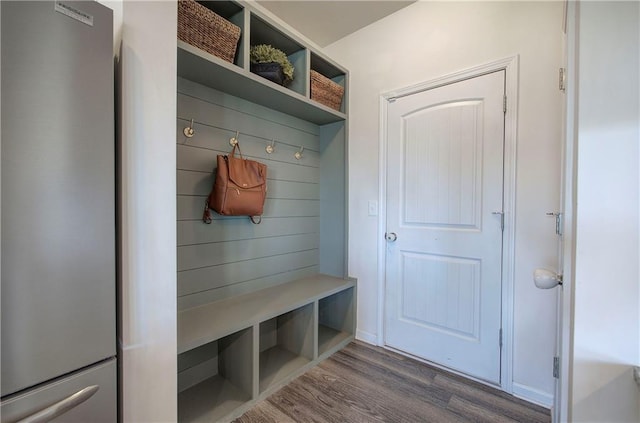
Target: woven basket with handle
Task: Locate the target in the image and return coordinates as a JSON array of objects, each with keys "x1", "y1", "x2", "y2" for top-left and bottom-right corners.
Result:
[
  {"x1": 310, "y1": 70, "x2": 344, "y2": 112},
  {"x1": 178, "y1": 0, "x2": 241, "y2": 64}
]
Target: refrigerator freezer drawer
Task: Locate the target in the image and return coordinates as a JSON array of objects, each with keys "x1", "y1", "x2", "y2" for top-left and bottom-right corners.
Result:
[{"x1": 0, "y1": 358, "x2": 116, "y2": 423}]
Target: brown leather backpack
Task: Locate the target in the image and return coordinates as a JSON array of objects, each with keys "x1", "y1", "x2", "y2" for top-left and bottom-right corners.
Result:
[{"x1": 203, "y1": 144, "x2": 267, "y2": 224}]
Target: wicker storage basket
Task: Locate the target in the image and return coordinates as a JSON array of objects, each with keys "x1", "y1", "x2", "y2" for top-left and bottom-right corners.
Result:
[
  {"x1": 178, "y1": 0, "x2": 241, "y2": 64},
  {"x1": 310, "y1": 70, "x2": 344, "y2": 112}
]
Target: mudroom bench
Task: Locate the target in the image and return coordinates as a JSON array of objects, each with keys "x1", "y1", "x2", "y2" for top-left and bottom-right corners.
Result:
[{"x1": 177, "y1": 274, "x2": 356, "y2": 422}]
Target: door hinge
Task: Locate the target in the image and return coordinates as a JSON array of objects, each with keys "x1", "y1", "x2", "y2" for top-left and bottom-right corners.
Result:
[
  {"x1": 503, "y1": 95, "x2": 507, "y2": 114},
  {"x1": 499, "y1": 328, "x2": 503, "y2": 348},
  {"x1": 546, "y1": 212, "x2": 564, "y2": 236},
  {"x1": 559, "y1": 68, "x2": 566, "y2": 92},
  {"x1": 553, "y1": 356, "x2": 560, "y2": 379}
]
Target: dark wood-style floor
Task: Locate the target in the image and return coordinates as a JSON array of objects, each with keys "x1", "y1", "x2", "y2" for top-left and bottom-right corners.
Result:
[{"x1": 235, "y1": 341, "x2": 551, "y2": 423}]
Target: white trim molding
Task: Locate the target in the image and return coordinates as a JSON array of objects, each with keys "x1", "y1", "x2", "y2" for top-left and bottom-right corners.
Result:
[
  {"x1": 377, "y1": 56, "x2": 520, "y2": 394},
  {"x1": 559, "y1": 3, "x2": 578, "y2": 422},
  {"x1": 356, "y1": 329, "x2": 379, "y2": 346},
  {"x1": 513, "y1": 382, "x2": 555, "y2": 408}
]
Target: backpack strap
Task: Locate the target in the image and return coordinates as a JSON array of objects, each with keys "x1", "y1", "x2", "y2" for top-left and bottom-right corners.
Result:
[{"x1": 202, "y1": 200, "x2": 213, "y2": 224}]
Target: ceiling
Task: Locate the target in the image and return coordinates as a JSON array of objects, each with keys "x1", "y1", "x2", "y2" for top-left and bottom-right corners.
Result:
[{"x1": 256, "y1": 1, "x2": 416, "y2": 47}]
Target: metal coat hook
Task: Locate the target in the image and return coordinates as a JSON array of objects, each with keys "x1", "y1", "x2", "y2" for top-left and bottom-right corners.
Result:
[
  {"x1": 229, "y1": 131, "x2": 239, "y2": 146},
  {"x1": 294, "y1": 146, "x2": 304, "y2": 160},
  {"x1": 266, "y1": 139, "x2": 276, "y2": 154},
  {"x1": 183, "y1": 118, "x2": 195, "y2": 138}
]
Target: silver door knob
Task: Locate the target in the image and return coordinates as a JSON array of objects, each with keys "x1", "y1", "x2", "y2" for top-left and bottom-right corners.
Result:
[{"x1": 385, "y1": 232, "x2": 398, "y2": 242}]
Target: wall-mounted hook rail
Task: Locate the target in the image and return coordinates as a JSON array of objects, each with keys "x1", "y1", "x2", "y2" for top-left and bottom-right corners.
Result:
[
  {"x1": 229, "y1": 131, "x2": 239, "y2": 146},
  {"x1": 183, "y1": 118, "x2": 195, "y2": 138},
  {"x1": 294, "y1": 146, "x2": 304, "y2": 160},
  {"x1": 266, "y1": 139, "x2": 276, "y2": 154}
]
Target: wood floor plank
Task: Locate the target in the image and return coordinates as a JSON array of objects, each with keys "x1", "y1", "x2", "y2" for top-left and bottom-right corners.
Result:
[
  {"x1": 267, "y1": 381, "x2": 370, "y2": 423},
  {"x1": 315, "y1": 357, "x2": 469, "y2": 422},
  {"x1": 281, "y1": 374, "x2": 381, "y2": 422},
  {"x1": 433, "y1": 374, "x2": 551, "y2": 422},
  {"x1": 329, "y1": 348, "x2": 453, "y2": 409},
  {"x1": 447, "y1": 396, "x2": 520, "y2": 423},
  {"x1": 234, "y1": 401, "x2": 296, "y2": 423},
  {"x1": 234, "y1": 342, "x2": 551, "y2": 423},
  {"x1": 341, "y1": 341, "x2": 439, "y2": 385}
]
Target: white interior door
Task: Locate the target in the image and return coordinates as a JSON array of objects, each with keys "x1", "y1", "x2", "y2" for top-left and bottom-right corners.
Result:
[{"x1": 384, "y1": 70, "x2": 506, "y2": 384}]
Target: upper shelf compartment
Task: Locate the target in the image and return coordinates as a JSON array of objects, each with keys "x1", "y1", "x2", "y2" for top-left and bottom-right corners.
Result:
[
  {"x1": 176, "y1": 1, "x2": 348, "y2": 125},
  {"x1": 178, "y1": 0, "x2": 245, "y2": 68},
  {"x1": 249, "y1": 13, "x2": 307, "y2": 97},
  {"x1": 310, "y1": 53, "x2": 347, "y2": 114}
]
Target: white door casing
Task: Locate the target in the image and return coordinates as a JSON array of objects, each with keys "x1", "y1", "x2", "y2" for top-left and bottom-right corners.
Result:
[{"x1": 384, "y1": 70, "x2": 506, "y2": 384}]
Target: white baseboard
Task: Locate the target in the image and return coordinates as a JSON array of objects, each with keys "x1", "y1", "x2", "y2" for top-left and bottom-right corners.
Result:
[
  {"x1": 512, "y1": 382, "x2": 554, "y2": 408},
  {"x1": 355, "y1": 329, "x2": 378, "y2": 345}
]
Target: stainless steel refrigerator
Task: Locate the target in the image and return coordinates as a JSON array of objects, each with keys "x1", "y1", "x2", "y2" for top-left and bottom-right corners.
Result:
[{"x1": 1, "y1": 1, "x2": 116, "y2": 421}]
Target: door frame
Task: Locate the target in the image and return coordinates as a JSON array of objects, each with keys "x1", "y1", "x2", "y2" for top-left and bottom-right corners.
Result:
[
  {"x1": 558, "y1": 1, "x2": 577, "y2": 421},
  {"x1": 377, "y1": 56, "x2": 519, "y2": 392}
]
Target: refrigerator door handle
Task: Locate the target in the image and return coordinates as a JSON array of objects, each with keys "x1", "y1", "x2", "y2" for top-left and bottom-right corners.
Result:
[{"x1": 17, "y1": 385, "x2": 99, "y2": 423}]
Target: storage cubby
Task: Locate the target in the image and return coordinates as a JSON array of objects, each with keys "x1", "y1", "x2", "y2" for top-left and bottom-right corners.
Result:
[
  {"x1": 178, "y1": 327, "x2": 253, "y2": 422},
  {"x1": 318, "y1": 286, "x2": 355, "y2": 356},
  {"x1": 310, "y1": 53, "x2": 347, "y2": 113},
  {"x1": 178, "y1": 275, "x2": 355, "y2": 421},
  {"x1": 197, "y1": 0, "x2": 245, "y2": 67},
  {"x1": 259, "y1": 303, "x2": 314, "y2": 393},
  {"x1": 249, "y1": 13, "x2": 308, "y2": 96}
]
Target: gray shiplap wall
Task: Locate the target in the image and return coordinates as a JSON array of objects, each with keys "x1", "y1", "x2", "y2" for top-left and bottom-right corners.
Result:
[{"x1": 177, "y1": 78, "x2": 329, "y2": 311}]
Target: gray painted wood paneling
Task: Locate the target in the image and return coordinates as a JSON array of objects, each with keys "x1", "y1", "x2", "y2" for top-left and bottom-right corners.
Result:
[
  {"x1": 177, "y1": 197, "x2": 319, "y2": 221},
  {"x1": 178, "y1": 266, "x2": 319, "y2": 310},
  {"x1": 176, "y1": 123, "x2": 321, "y2": 167},
  {"x1": 177, "y1": 170, "x2": 319, "y2": 200},
  {"x1": 178, "y1": 217, "x2": 319, "y2": 246},
  {"x1": 178, "y1": 233, "x2": 319, "y2": 272},
  {"x1": 178, "y1": 250, "x2": 319, "y2": 296},
  {"x1": 319, "y1": 122, "x2": 346, "y2": 277},
  {"x1": 177, "y1": 95, "x2": 319, "y2": 151},
  {"x1": 178, "y1": 78, "x2": 319, "y2": 136},
  {"x1": 177, "y1": 144, "x2": 320, "y2": 182}
]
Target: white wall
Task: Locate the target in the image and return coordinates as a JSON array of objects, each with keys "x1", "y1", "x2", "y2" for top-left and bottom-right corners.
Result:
[
  {"x1": 118, "y1": 2, "x2": 177, "y2": 421},
  {"x1": 571, "y1": 1, "x2": 640, "y2": 421},
  {"x1": 325, "y1": 1, "x2": 563, "y2": 405}
]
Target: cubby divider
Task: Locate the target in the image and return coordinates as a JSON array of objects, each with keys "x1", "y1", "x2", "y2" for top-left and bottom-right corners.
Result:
[
  {"x1": 318, "y1": 286, "x2": 355, "y2": 356},
  {"x1": 285, "y1": 49, "x2": 310, "y2": 97}
]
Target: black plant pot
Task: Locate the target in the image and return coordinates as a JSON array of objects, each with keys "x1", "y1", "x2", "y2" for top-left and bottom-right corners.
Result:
[{"x1": 250, "y1": 62, "x2": 285, "y2": 86}]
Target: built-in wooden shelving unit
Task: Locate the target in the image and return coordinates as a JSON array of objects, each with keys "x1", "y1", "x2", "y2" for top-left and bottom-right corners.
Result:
[{"x1": 176, "y1": 1, "x2": 353, "y2": 421}]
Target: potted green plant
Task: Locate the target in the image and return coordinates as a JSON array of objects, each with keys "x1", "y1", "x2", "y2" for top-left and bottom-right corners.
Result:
[{"x1": 249, "y1": 44, "x2": 294, "y2": 86}]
